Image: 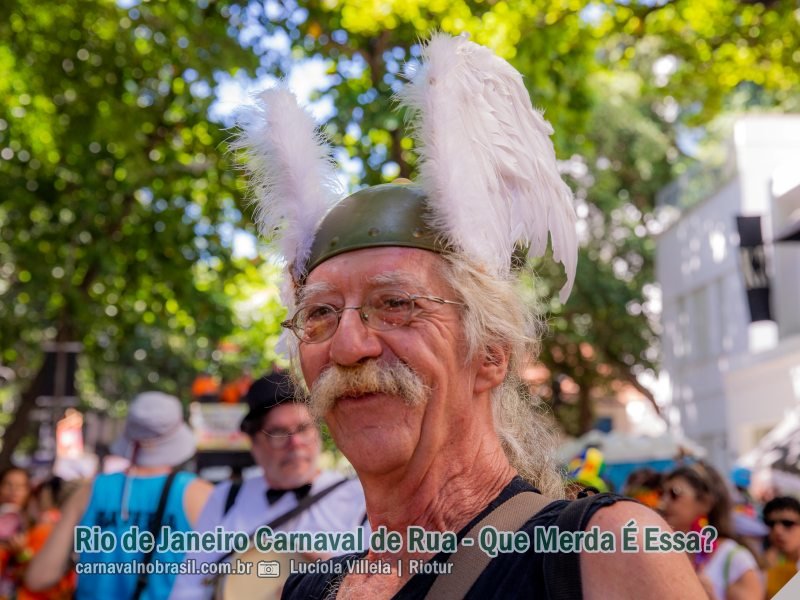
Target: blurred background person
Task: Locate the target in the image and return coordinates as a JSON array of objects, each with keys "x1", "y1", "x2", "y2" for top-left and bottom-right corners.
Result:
[
  {"x1": 762, "y1": 496, "x2": 800, "y2": 598},
  {"x1": 0, "y1": 467, "x2": 32, "y2": 600},
  {"x1": 11, "y1": 477, "x2": 79, "y2": 600},
  {"x1": 25, "y1": 391, "x2": 212, "y2": 600},
  {"x1": 170, "y1": 371, "x2": 367, "y2": 600},
  {"x1": 659, "y1": 461, "x2": 762, "y2": 599},
  {"x1": 622, "y1": 467, "x2": 663, "y2": 509},
  {"x1": 728, "y1": 468, "x2": 768, "y2": 576}
]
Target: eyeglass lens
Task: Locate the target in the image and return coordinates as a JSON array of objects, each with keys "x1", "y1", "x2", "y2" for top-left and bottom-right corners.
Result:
[
  {"x1": 295, "y1": 291, "x2": 416, "y2": 342},
  {"x1": 262, "y1": 423, "x2": 315, "y2": 447}
]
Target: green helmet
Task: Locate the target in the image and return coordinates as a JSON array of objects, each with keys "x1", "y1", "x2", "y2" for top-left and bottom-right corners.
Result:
[
  {"x1": 302, "y1": 181, "x2": 528, "y2": 279},
  {"x1": 303, "y1": 181, "x2": 447, "y2": 277}
]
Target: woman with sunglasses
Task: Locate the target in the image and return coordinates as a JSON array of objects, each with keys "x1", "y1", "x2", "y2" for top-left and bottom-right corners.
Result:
[{"x1": 659, "y1": 462, "x2": 763, "y2": 599}]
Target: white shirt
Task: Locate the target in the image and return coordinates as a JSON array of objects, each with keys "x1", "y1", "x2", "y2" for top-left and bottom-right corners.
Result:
[
  {"x1": 169, "y1": 470, "x2": 367, "y2": 600},
  {"x1": 702, "y1": 538, "x2": 759, "y2": 600}
]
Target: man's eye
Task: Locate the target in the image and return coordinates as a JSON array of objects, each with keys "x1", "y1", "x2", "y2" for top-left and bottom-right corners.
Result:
[
  {"x1": 375, "y1": 295, "x2": 412, "y2": 311},
  {"x1": 265, "y1": 429, "x2": 290, "y2": 437},
  {"x1": 304, "y1": 305, "x2": 336, "y2": 321}
]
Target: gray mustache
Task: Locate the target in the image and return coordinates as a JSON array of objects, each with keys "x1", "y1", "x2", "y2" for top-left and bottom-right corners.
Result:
[{"x1": 309, "y1": 360, "x2": 429, "y2": 417}]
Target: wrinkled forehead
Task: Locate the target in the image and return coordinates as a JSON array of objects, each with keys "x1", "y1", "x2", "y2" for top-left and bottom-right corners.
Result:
[{"x1": 299, "y1": 247, "x2": 448, "y2": 301}]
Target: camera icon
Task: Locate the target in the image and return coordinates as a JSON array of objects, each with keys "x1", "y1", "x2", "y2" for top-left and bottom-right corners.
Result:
[{"x1": 257, "y1": 561, "x2": 280, "y2": 578}]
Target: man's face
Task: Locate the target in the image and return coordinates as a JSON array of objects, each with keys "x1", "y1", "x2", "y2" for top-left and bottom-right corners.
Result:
[
  {"x1": 298, "y1": 247, "x2": 480, "y2": 477},
  {"x1": 250, "y1": 403, "x2": 321, "y2": 489},
  {"x1": 766, "y1": 508, "x2": 800, "y2": 555}
]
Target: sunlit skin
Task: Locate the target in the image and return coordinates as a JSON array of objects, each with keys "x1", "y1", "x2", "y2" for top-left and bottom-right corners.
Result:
[
  {"x1": 658, "y1": 475, "x2": 712, "y2": 533},
  {"x1": 767, "y1": 508, "x2": 800, "y2": 560},
  {"x1": 251, "y1": 403, "x2": 321, "y2": 490}
]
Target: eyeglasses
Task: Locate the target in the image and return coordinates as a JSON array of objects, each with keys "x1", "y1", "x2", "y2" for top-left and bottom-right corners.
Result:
[
  {"x1": 281, "y1": 289, "x2": 464, "y2": 344},
  {"x1": 765, "y1": 518, "x2": 800, "y2": 530},
  {"x1": 260, "y1": 422, "x2": 317, "y2": 449}
]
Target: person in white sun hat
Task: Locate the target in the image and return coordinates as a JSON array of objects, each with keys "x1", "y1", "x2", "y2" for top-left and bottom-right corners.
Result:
[{"x1": 26, "y1": 391, "x2": 212, "y2": 600}]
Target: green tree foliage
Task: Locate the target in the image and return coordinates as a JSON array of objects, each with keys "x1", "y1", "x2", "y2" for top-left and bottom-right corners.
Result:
[
  {"x1": 2, "y1": 0, "x2": 798, "y2": 463},
  {"x1": 0, "y1": 0, "x2": 271, "y2": 465},
  {"x1": 245, "y1": 0, "x2": 799, "y2": 433}
]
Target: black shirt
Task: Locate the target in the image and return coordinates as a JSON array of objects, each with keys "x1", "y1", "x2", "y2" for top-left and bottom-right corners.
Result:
[{"x1": 282, "y1": 477, "x2": 626, "y2": 599}]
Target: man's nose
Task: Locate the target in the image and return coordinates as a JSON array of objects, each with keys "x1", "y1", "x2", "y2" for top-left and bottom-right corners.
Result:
[
  {"x1": 328, "y1": 306, "x2": 383, "y2": 366},
  {"x1": 285, "y1": 432, "x2": 305, "y2": 449}
]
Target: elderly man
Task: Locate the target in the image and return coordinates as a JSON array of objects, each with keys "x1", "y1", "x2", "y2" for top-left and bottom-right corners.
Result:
[
  {"x1": 169, "y1": 371, "x2": 366, "y2": 600},
  {"x1": 237, "y1": 33, "x2": 704, "y2": 599}
]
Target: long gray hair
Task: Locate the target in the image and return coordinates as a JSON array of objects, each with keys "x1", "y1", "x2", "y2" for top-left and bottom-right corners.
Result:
[{"x1": 436, "y1": 254, "x2": 565, "y2": 499}]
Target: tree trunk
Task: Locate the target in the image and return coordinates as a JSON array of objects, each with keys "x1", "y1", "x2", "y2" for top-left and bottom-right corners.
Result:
[
  {"x1": 0, "y1": 360, "x2": 46, "y2": 471},
  {"x1": 0, "y1": 323, "x2": 77, "y2": 471},
  {"x1": 578, "y1": 386, "x2": 594, "y2": 435}
]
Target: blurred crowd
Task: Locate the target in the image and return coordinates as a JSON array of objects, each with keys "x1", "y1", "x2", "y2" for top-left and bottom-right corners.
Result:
[
  {"x1": 3, "y1": 415, "x2": 800, "y2": 599},
  {"x1": 0, "y1": 467, "x2": 76, "y2": 599},
  {"x1": 1, "y1": 375, "x2": 366, "y2": 600},
  {"x1": 616, "y1": 460, "x2": 800, "y2": 599}
]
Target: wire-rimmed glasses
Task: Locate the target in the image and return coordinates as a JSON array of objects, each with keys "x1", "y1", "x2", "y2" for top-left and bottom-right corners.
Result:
[{"x1": 281, "y1": 289, "x2": 463, "y2": 344}]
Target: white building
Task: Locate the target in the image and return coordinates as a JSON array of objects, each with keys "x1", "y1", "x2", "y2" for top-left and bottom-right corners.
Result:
[{"x1": 656, "y1": 115, "x2": 800, "y2": 468}]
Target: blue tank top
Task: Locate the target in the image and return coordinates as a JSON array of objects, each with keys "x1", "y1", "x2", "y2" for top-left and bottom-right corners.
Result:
[{"x1": 76, "y1": 471, "x2": 196, "y2": 600}]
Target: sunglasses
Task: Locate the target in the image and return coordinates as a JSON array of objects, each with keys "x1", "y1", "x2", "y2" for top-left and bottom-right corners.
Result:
[{"x1": 765, "y1": 518, "x2": 800, "y2": 530}]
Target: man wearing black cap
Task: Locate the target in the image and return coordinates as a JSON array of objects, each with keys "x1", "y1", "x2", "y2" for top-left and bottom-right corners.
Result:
[{"x1": 169, "y1": 371, "x2": 366, "y2": 600}]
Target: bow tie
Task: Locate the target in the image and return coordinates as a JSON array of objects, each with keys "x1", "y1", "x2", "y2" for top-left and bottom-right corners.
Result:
[{"x1": 266, "y1": 483, "x2": 312, "y2": 505}]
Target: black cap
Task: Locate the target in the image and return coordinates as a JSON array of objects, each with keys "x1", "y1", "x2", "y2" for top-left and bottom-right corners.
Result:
[{"x1": 240, "y1": 371, "x2": 298, "y2": 433}]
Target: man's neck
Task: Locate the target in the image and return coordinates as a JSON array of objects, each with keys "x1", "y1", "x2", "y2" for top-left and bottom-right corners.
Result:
[{"x1": 359, "y1": 430, "x2": 516, "y2": 536}]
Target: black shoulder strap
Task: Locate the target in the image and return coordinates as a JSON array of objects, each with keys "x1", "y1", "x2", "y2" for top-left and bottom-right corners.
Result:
[
  {"x1": 223, "y1": 480, "x2": 242, "y2": 516},
  {"x1": 266, "y1": 478, "x2": 348, "y2": 531},
  {"x1": 132, "y1": 470, "x2": 179, "y2": 600},
  {"x1": 425, "y1": 491, "x2": 553, "y2": 599},
  {"x1": 215, "y1": 477, "x2": 350, "y2": 565},
  {"x1": 542, "y1": 494, "x2": 602, "y2": 600}
]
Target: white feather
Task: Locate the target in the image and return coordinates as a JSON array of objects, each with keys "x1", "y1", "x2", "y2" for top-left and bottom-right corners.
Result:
[
  {"x1": 399, "y1": 33, "x2": 578, "y2": 302},
  {"x1": 233, "y1": 86, "x2": 342, "y2": 279}
]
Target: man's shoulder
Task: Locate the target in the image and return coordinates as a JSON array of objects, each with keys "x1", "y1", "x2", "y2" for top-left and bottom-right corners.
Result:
[
  {"x1": 578, "y1": 500, "x2": 706, "y2": 599},
  {"x1": 467, "y1": 495, "x2": 703, "y2": 599},
  {"x1": 515, "y1": 490, "x2": 625, "y2": 533}
]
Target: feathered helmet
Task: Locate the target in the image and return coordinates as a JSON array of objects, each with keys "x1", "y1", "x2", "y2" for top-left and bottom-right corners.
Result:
[{"x1": 235, "y1": 33, "x2": 577, "y2": 309}]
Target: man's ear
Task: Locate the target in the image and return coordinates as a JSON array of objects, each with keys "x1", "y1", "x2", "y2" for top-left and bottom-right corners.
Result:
[{"x1": 474, "y1": 343, "x2": 510, "y2": 394}]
